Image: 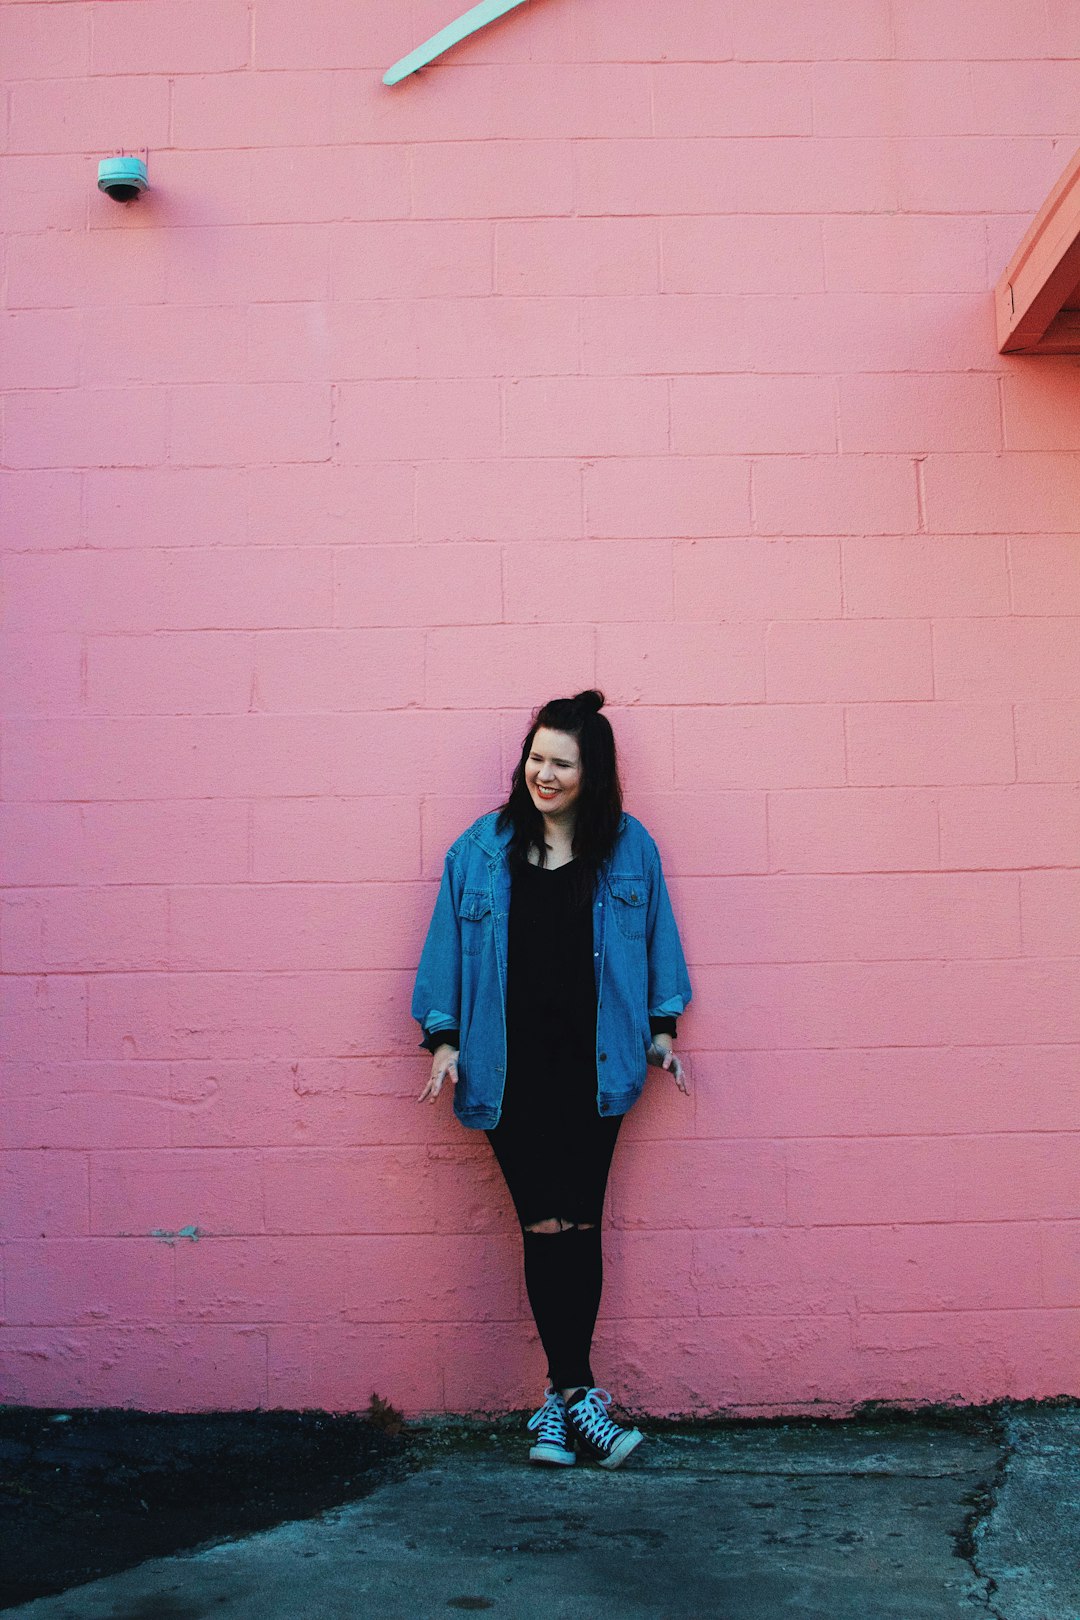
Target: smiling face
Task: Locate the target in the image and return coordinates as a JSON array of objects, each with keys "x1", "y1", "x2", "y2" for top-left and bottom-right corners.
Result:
[{"x1": 525, "y1": 726, "x2": 583, "y2": 821}]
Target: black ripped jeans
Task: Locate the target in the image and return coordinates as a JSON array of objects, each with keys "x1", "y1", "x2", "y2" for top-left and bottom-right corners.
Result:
[{"x1": 486, "y1": 1064, "x2": 623, "y2": 1392}]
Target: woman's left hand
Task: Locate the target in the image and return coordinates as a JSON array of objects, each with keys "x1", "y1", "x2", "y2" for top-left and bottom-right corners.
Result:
[{"x1": 646, "y1": 1035, "x2": 688, "y2": 1095}]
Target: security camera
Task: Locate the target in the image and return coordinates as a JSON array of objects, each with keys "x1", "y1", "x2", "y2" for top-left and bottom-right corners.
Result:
[{"x1": 97, "y1": 155, "x2": 149, "y2": 202}]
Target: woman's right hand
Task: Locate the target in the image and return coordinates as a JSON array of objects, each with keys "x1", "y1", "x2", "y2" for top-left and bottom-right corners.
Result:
[{"x1": 418, "y1": 1043, "x2": 459, "y2": 1105}]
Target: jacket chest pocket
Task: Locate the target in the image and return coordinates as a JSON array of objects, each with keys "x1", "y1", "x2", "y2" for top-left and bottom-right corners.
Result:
[
  {"x1": 459, "y1": 889, "x2": 492, "y2": 955},
  {"x1": 607, "y1": 875, "x2": 647, "y2": 940}
]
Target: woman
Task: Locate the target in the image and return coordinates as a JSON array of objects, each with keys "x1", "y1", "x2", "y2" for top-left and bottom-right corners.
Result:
[{"x1": 412, "y1": 690, "x2": 691, "y2": 1469}]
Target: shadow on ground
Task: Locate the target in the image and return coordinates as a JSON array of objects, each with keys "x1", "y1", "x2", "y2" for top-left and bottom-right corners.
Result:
[{"x1": 0, "y1": 1406, "x2": 407, "y2": 1610}]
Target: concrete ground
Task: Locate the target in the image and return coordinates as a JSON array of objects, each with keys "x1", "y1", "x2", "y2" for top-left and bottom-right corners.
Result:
[
  {"x1": 974, "y1": 1406, "x2": 1080, "y2": 1620},
  {"x1": 5, "y1": 1407, "x2": 1079, "y2": 1620}
]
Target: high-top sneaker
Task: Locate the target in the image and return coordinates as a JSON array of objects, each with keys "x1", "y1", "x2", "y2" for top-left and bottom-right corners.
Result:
[
  {"x1": 565, "y1": 1387, "x2": 643, "y2": 1469},
  {"x1": 527, "y1": 1387, "x2": 575, "y2": 1466}
]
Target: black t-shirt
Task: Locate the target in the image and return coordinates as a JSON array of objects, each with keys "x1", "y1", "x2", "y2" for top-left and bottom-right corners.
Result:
[{"x1": 506, "y1": 858, "x2": 597, "y2": 1064}]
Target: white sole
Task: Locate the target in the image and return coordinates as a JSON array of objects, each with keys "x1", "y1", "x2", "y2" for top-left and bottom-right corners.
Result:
[
  {"x1": 598, "y1": 1428, "x2": 644, "y2": 1470},
  {"x1": 529, "y1": 1444, "x2": 576, "y2": 1466}
]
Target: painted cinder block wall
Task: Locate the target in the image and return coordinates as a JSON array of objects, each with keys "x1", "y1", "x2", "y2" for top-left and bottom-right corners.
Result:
[{"x1": 3, "y1": 0, "x2": 1080, "y2": 1416}]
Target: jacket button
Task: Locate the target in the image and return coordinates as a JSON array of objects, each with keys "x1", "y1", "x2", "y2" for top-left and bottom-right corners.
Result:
[{"x1": 599, "y1": 1052, "x2": 607, "y2": 1062}]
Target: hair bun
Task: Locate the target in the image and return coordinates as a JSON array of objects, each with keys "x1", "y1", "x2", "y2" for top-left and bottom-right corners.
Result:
[{"x1": 574, "y1": 689, "x2": 605, "y2": 714}]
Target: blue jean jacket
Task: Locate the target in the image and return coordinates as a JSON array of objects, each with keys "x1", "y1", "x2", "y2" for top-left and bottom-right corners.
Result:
[{"x1": 412, "y1": 811, "x2": 692, "y2": 1128}]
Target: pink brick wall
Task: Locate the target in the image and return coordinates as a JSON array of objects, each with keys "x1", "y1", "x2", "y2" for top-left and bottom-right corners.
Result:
[{"x1": 2, "y1": 0, "x2": 1079, "y2": 1416}]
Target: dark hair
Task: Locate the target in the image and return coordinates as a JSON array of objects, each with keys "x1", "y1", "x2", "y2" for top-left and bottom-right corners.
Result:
[{"x1": 497, "y1": 689, "x2": 623, "y2": 899}]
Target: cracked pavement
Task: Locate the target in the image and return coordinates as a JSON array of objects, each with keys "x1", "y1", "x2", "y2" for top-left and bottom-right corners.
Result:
[
  {"x1": 4, "y1": 1406, "x2": 1079, "y2": 1619},
  {"x1": 971, "y1": 1406, "x2": 1080, "y2": 1620}
]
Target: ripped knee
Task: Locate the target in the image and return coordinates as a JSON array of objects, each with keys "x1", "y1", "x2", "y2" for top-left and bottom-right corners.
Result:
[{"x1": 524, "y1": 1217, "x2": 574, "y2": 1235}]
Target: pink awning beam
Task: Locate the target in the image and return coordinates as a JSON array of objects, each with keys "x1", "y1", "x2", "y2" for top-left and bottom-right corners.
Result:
[{"x1": 996, "y1": 144, "x2": 1080, "y2": 354}]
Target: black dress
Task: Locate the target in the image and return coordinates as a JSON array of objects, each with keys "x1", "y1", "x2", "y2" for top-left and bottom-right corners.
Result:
[{"x1": 484, "y1": 857, "x2": 622, "y2": 1229}]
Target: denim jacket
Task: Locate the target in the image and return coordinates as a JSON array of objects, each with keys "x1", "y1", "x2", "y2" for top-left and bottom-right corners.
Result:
[{"x1": 412, "y1": 810, "x2": 692, "y2": 1128}]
